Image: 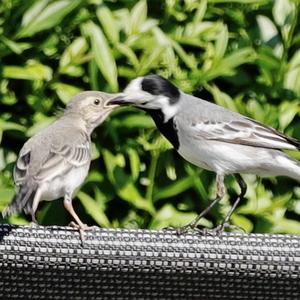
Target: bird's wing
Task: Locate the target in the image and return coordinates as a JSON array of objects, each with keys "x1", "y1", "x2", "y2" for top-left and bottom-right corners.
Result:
[
  {"x1": 187, "y1": 116, "x2": 300, "y2": 150},
  {"x1": 14, "y1": 130, "x2": 91, "y2": 184},
  {"x1": 14, "y1": 148, "x2": 32, "y2": 185}
]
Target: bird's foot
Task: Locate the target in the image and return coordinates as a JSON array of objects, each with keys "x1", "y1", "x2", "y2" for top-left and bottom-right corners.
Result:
[
  {"x1": 28, "y1": 221, "x2": 39, "y2": 227},
  {"x1": 69, "y1": 221, "x2": 98, "y2": 242},
  {"x1": 163, "y1": 221, "x2": 245, "y2": 236},
  {"x1": 175, "y1": 222, "x2": 201, "y2": 235},
  {"x1": 201, "y1": 222, "x2": 245, "y2": 236},
  {"x1": 162, "y1": 225, "x2": 177, "y2": 232},
  {"x1": 161, "y1": 223, "x2": 199, "y2": 235}
]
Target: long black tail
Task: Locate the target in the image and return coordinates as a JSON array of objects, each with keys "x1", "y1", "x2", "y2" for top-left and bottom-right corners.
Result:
[{"x1": 2, "y1": 185, "x2": 37, "y2": 218}]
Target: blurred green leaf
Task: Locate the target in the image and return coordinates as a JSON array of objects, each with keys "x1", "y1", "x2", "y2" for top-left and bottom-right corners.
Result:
[
  {"x1": 231, "y1": 214, "x2": 253, "y2": 233},
  {"x1": 172, "y1": 40, "x2": 197, "y2": 69},
  {"x1": 284, "y1": 49, "x2": 300, "y2": 96},
  {"x1": 0, "y1": 36, "x2": 28, "y2": 55},
  {"x1": 3, "y1": 61, "x2": 52, "y2": 81},
  {"x1": 0, "y1": 119, "x2": 25, "y2": 133},
  {"x1": 279, "y1": 101, "x2": 299, "y2": 130},
  {"x1": 127, "y1": 148, "x2": 140, "y2": 181},
  {"x1": 20, "y1": 0, "x2": 49, "y2": 28},
  {"x1": 17, "y1": 0, "x2": 81, "y2": 38},
  {"x1": 51, "y1": 82, "x2": 82, "y2": 104},
  {"x1": 96, "y1": 5, "x2": 119, "y2": 44},
  {"x1": 82, "y1": 21, "x2": 118, "y2": 91},
  {"x1": 77, "y1": 191, "x2": 110, "y2": 227},
  {"x1": 209, "y1": 0, "x2": 268, "y2": 2},
  {"x1": 154, "y1": 177, "x2": 194, "y2": 201},
  {"x1": 116, "y1": 44, "x2": 139, "y2": 69},
  {"x1": 102, "y1": 149, "x2": 155, "y2": 214},
  {"x1": 201, "y1": 48, "x2": 255, "y2": 81},
  {"x1": 273, "y1": 0, "x2": 296, "y2": 46},
  {"x1": 112, "y1": 114, "x2": 154, "y2": 129},
  {"x1": 270, "y1": 217, "x2": 300, "y2": 234},
  {"x1": 215, "y1": 24, "x2": 228, "y2": 61},
  {"x1": 257, "y1": 15, "x2": 283, "y2": 58},
  {"x1": 129, "y1": 0, "x2": 147, "y2": 35},
  {"x1": 149, "y1": 204, "x2": 209, "y2": 229},
  {"x1": 59, "y1": 37, "x2": 89, "y2": 76},
  {"x1": 138, "y1": 45, "x2": 166, "y2": 75},
  {"x1": 0, "y1": 188, "x2": 15, "y2": 211},
  {"x1": 193, "y1": 0, "x2": 207, "y2": 23}
]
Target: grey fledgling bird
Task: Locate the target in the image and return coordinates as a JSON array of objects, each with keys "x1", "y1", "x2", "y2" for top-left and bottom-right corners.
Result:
[
  {"x1": 3, "y1": 91, "x2": 118, "y2": 237},
  {"x1": 109, "y1": 75, "x2": 300, "y2": 233}
]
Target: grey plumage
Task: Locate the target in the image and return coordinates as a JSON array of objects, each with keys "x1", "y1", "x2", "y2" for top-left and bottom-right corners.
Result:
[
  {"x1": 109, "y1": 74, "x2": 300, "y2": 232},
  {"x1": 3, "y1": 91, "x2": 118, "y2": 237}
]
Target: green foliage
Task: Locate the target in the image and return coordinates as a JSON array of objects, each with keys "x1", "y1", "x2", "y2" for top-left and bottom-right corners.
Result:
[{"x1": 0, "y1": 0, "x2": 300, "y2": 233}]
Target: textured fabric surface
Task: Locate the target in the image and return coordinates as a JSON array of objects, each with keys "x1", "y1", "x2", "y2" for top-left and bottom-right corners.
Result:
[{"x1": 0, "y1": 224, "x2": 299, "y2": 299}]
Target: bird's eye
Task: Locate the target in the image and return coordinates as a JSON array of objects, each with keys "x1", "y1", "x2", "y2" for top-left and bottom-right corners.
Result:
[{"x1": 94, "y1": 99, "x2": 101, "y2": 105}]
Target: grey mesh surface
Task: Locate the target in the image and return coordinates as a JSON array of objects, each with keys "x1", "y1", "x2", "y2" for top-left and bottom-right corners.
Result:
[{"x1": 0, "y1": 224, "x2": 299, "y2": 299}]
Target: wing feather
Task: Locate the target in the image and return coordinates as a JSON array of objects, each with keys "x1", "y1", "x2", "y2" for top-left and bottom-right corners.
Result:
[
  {"x1": 191, "y1": 117, "x2": 300, "y2": 150},
  {"x1": 34, "y1": 141, "x2": 91, "y2": 181},
  {"x1": 14, "y1": 128, "x2": 91, "y2": 184}
]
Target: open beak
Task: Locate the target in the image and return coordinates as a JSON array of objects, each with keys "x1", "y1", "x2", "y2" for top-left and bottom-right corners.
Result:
[{"x1": 103, "y1": 94, "x2": 123, "y2": 108}]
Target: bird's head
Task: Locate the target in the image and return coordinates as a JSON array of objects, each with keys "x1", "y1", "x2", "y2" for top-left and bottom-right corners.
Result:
[
  {"x1": 65, "y1": 91, "x2": 119, "y2": 131},
  {"x1": 108, "y1": 75, "x2": 181, "y2": 122}
]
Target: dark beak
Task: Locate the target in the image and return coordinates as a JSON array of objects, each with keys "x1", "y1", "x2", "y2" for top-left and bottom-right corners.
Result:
[{"x1": 108, "y1": 95, "x2": 129, "y2": 105}]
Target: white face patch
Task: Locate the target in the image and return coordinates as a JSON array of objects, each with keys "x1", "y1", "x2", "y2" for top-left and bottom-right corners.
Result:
[
  {"x1": 152, "y1": 96, "x2": 179, "y2": 122},
  {"x1": 122, "y1": 77, "x2": 153, "y2": 104},
  {"x1": 122, "y1": 77, "x2": 180, "y2": 122},
  {"x1": 124, "y1": 77, "x2": 143, "y2": 94}
]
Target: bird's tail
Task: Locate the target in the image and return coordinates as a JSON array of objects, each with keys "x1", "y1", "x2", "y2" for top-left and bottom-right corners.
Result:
[
  {"x1": 285, "y1": 157, "x2": 300, "y2": 182},
  {"x1": 2, "y1": 184, "x2": 37, "y2": 218},
  {"x1": 297, "y1": 164, "x2": 300, "y2": 183}
]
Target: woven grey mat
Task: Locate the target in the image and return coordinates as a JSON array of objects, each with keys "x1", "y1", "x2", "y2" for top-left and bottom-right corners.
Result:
[{"x1": 0, "y1": 224, "x2": 299, "y2": 299}]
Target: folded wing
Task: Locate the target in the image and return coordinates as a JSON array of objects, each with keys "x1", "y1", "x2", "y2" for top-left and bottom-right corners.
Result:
[
  {"x1": 14, "y1": 132, "x2": 91, "y2": 184},
  {"x1": 190, "y1": 117, "x2": 300, "y2": 150}
]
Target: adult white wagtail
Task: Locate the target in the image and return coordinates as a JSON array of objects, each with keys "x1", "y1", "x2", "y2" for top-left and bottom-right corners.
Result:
[
  {"x1": 3, "y1": 91, "x2": 118, "y2": 239},
  {"x1": 109, "y1": 74, "x2": 300, "y2": 233}
]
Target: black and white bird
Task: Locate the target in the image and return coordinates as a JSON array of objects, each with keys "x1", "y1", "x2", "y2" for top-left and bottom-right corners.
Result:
[
  {"x1": 3, "y1": 91, "x2": 118, "y2": 239},
  {"x1": 109, "y1": 74, "x2": 300, "y2": 232}
]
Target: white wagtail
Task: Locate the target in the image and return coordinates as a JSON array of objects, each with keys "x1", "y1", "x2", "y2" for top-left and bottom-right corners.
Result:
[
  {"x1": 109, "y1": 74, "x2": 300, "y2": 232},
  {"x1": 3, "y1": 91, "x2": 118, "y2": 239}
]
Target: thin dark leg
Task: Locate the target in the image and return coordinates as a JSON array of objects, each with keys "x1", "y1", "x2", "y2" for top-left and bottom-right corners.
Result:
[
  {"x1": 177, "y1": 174, "x2": 225, "y2": 234},
  {"x1": 217, "y1": 174, "x2": 247, "y2": 232}
]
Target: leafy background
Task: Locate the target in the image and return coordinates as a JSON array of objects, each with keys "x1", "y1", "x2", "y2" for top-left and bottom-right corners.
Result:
[{"x1": 1, "y1": 0, "x2": 300, "y2": 234}]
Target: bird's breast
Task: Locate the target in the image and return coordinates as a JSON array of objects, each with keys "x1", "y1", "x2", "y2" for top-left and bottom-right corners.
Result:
[{"x1": 40, "y1": 163, "x2": 90, "y2": 200}]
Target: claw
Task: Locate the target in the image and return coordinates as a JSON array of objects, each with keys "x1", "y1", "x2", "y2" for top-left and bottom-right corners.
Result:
[
  {"x1": 200, "y1": 222, "x2": 245, "y2": 236},
  {"x1": 175, "y1": 224, "x2": 204, "y2": 235},
  {"x1": 69, "y1": 221, "x2": 98, "y2": 242},
  {"x1": 174, "y1": 221, "x2": 245, "y2": 237},
  {"x1": 29, "y1": 221, "x2": 39, "y2": 227}
]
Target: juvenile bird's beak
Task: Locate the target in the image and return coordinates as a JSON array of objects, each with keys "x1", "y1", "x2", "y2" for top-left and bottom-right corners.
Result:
[{"x1": 103, "y1": 94, "x2": 123, "y2": 108}]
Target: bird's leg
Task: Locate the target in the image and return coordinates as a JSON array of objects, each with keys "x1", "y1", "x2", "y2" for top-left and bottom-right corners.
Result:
[
  {"x1": 63, "y1": 195, "x2": 97, "y2": 241},
  {"x1": 30, "y1": 214, "x2": 38, "y2": 225},
  {"x1": 214, "y1": 174, "x2": 247, "y2": 234},
  {"x1": 30, "y1": 188, "x2": 41, "y2": 225},
  {"x1": 177, "y1": 174, "x2": 225, "y2": 234}
]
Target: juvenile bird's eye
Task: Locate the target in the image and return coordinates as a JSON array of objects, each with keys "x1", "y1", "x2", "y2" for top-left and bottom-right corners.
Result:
[{"x1": 94, "y1": 99, "x2": 101, "y2": 105}]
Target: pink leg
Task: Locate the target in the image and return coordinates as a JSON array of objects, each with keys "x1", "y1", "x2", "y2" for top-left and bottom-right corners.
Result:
[{"x1": 63, "y1": 195, "x2": 97, "y2": 241}]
